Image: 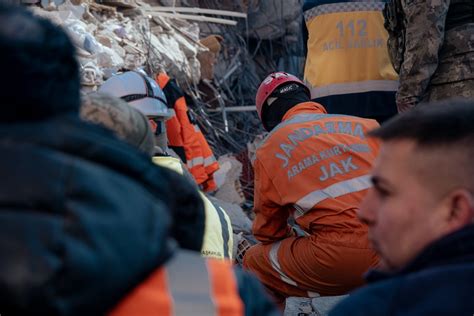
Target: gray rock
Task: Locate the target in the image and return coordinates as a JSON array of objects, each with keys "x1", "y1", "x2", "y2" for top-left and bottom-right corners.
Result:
[
  {"x1": 284, "y1": 295, "x2": 349, "y2": 316},
  {"x1": 311, "y1": 295, "x2": 348, "y2": 316}
]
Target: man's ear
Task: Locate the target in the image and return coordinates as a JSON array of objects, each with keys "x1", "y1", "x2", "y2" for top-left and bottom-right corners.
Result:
[{"x1": 445, "y1": 189, "x2": 474, "y2": 230}]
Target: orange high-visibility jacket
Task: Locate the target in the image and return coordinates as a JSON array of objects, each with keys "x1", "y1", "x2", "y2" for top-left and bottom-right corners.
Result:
[
  {"x1": 109, "y1": 250, "x2": 244, "y2": 316},
  {"x1": 253, "y1": 101, "x2": 380, "y2": 244},
  {"x1": 157, "y1": 73, "x2": 208, "y2": 185}
]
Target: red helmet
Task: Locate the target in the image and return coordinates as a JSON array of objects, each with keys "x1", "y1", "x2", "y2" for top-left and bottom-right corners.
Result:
[{"x1": 255, "y1": 72, "x2": 310, "y2": 120}]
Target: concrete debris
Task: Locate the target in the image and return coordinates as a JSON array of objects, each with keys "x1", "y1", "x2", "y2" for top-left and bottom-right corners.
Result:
[
  {"x1": 27, "y1": 0, "x2": 303, "y2": 100},
  {"x1": 101, "y1": 0, "x2": 137, "y2": 9},
  {"x1": 28, "y1": 0, "x2": 304, "y2": 211},
  {"x1": 247, "y1": 0, "x2": 302, "y2": 40},
  {"x1": 28, "y1": 0, "x2": 211, "y2": 90},
  {"x1": 41, "y1": 0, "x2": 65, "y2": 10},
  {"x1": 284, "y1": 295, "x2": 348, "y2": 316},
  {"x1": 311, "y1": 296, "x2": 348, "y2": 315},
  {"x1": 209, "y1": 198, "x2": 252, "y2": 235},
  {"x1": 285, "y1": 297, "x2": 315, "y2": 316},
  {"x1": 198, "y1": 34, "x2": 223, "y2": 80},
  {"x1": 213, "y1": 155, "x2": 245, "y2": 205},
  {"x1": 247, "y1": 133, "x2": 266, "y2": 164},
  {"x1": 192, "y1": 0, "x2": 305, "y2": 107}
]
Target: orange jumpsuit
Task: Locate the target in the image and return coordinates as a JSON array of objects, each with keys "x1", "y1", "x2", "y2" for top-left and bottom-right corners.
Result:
[
  {"x1": 243, "y1": 102, "x2": 379, "y2": 302},
  {"x1": 157, "y1": 73, "x2": 219, "y2": 191}
]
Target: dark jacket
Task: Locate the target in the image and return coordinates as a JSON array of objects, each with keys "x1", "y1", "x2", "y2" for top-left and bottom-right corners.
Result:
[
  {"x1": 330, "y1": 225, "x2": 474, "y2": 315},
  {"x1": 235, "y1": 268, "x2": 281, "y2": 316},
  {"x1": 0, "y1": 115, "x2": 203, "y2": 315}
]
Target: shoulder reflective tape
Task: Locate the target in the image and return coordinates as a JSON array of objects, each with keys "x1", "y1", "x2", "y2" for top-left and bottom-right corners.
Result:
[
  {"x1": 187, "y1": 156, "x2": 205, "y2": 168},
  {"x1": 209, "y1": 199, "x2": 232, "y2": 259},
  {"x1": 204, "y1": 156, "x2": 217, "y2": 167},
  {"x1": 304, "y1": 2, "x2": 386, "y2": 21},
  {"x1": 262, "y1": 113, "x2": 344, "y2": 146},
  {"x1": 295, "y1": 174, "x2": 372, "y2": 218},
  {"x1": 293, "y1": 204, "x2": 307, "y2": 220},
  {"x1": 166, "y1": 251, "x2": 216, "y2": 315},
  {"x1": 269, "y1": 241, "x2": 298, "y2": 286},
  {"x1": 309, "y1": 80, "x2": 399, "y2": 99},
  {"x1": 217, "y1": 206, "x2": 231, "y2": 259}
]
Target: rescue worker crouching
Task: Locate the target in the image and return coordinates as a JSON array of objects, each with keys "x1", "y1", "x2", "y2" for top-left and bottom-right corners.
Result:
[
  {"x1": 99, "y1": 71, "x2": 233, "y2": 260},
  {"x1": 80, "y1": 92, "x2": 279, "y2": 316},
  {"x1": 243, "y1": 72, "x2": 380, "y2": 305}
]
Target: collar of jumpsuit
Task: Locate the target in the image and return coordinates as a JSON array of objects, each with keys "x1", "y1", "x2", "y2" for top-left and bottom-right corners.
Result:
[{"x1": 281, "y1": 101, "x2": 328, "y2": 122}]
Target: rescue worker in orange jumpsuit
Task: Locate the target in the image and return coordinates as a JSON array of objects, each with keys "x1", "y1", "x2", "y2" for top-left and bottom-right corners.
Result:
[
  {"x1": 98, "y1": 71, "x2": 233, "y2": 259},
  {"x1": 156, "y1": 73, "x2": 219, "y2": 192},
  {"x1": 243, "y1": 72, "x2": 380, "y2": 304}
]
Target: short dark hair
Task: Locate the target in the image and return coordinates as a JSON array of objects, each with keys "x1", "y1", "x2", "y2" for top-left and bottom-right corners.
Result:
[
  {"x1": 370, "y1": 99, "x2": 474, "y2": 192},
  {"x1": 0, "y1": 3, "x2": 80, "y2": 122},
  {"x1": 369, "y1": 99, "x2": 474, "y2": 146}
]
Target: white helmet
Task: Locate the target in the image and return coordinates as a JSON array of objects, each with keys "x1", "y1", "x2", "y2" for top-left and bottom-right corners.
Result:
[{"x1": 99, "y1": 71, "x2": 172, "y2": 119}]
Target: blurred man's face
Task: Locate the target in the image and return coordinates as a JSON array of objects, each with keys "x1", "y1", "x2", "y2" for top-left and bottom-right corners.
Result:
[{"x1": 358, "y1": 140, "x2": 450, "y2": 272}]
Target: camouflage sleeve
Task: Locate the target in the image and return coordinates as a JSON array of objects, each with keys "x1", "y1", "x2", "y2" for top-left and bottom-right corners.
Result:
[{"x1": 396, "y1": 0, "x2": 450, "y2": 110}]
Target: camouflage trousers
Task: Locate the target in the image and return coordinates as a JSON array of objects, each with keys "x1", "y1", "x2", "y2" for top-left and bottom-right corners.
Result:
[{"x1": 423, "y1": 79, "x2": 474, "y2": 103}]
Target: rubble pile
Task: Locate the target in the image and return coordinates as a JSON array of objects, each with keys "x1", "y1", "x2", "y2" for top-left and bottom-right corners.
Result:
[
  {"x1": 26, "y1": 0, "x2": 212, "y2": 91},
  {"x1": 25, "y1": 0, "x2": 304, "y2": 210},
  {"x1": 178, "y1": 0, "x2": 306, "y2": 107},
  {"x1": 24, "y1": 0, "x2": 304, "y2": 105}
]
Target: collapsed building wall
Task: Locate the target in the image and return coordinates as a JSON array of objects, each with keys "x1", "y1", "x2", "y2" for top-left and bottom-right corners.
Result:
[{"x1": 23, "y1": 0, "x2": 304, "y2": 210}]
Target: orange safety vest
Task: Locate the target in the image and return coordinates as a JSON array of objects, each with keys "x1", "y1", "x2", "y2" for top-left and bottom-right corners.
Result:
[
  {"x1": 303, "y1": 1, "x2": 398, "y2": 100},
  {"x1": 157, "y1": 73, "x2": 208, "y2": 185},
  {"x1": 253, "y1": 101, "x2": 380, "y2": 244},
  {"x1": 109, "y1": 250, "x2": 244, "y2": 316}
]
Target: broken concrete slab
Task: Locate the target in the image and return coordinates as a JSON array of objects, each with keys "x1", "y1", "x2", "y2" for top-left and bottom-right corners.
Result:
[
  {"x1": 284, "y1": 295, "x2": 348, "y2": 316},
  {"x1": 213, "y1": 155, "x2": 245, "y2": 205}
]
